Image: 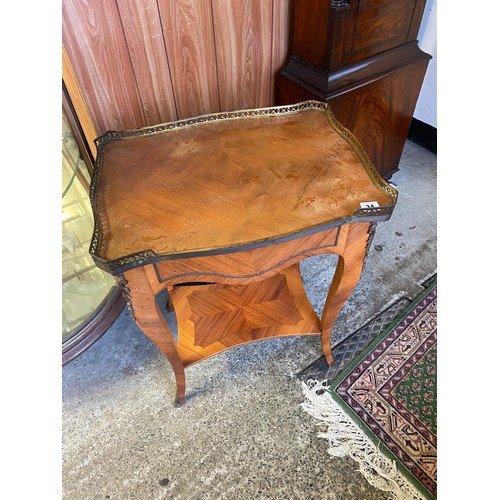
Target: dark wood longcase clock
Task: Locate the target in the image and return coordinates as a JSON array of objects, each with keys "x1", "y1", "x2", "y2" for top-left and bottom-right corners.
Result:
[{"x1": 276, "y1": 0, "x2": 431, "y2": 178}]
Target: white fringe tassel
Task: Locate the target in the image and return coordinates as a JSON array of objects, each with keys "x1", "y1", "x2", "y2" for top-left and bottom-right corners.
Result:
[{"x1": 301, "y1": 380, "x2": 426, "y2": 500}]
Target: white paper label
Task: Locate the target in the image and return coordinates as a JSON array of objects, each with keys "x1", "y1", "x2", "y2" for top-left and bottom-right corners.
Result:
[{"x1": 360, "y1": 201, "x2": 380, "y2": 209}]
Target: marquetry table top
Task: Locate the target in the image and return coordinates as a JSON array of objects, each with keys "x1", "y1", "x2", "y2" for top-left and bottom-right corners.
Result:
[{"x1": 89, "y1": 101, "x2": 397, "y2": 274}]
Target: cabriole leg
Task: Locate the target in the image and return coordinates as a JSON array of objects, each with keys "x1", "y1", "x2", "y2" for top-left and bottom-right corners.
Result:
[
  {"x1": 122, "y1": 267, "x2": 187, "y2": 405},
  {"x1": 320, "y1": 222, "x2": 374, "y2": 365}
]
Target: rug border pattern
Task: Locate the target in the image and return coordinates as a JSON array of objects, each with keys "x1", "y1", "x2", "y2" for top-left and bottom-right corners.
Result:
[{"x1": 329, "y1": 284, "x2": 437, "y2": 499}]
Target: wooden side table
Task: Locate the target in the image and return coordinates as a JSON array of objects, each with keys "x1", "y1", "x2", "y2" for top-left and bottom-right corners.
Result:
[{"x1": 89, "y1": 101, "x2": 397, "y2": 405}]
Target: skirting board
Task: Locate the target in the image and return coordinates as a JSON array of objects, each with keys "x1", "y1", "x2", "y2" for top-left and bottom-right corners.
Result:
[{"x1": 407, "y1": 118, "x2": 437, "y2": 154}]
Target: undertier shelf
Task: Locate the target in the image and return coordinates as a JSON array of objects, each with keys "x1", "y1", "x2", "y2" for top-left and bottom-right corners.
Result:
[{"x1": 169, "y1": 264, "x2": 321, "y2": 367}]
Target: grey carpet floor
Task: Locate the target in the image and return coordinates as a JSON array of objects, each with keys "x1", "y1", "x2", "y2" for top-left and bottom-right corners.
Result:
[{"x1": 62, "y1": 140, "x2": 436, "y2": 500}]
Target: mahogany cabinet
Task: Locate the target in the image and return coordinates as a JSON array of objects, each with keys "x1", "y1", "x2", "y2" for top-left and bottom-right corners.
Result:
[{"x1": 276, "y1": 0, "x2": 431, "y2": 178}]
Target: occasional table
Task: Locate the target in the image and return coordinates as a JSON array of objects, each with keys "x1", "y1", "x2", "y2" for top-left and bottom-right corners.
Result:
[{"x1": 89, "y1": 100, "x2": 397, "y2": 405}]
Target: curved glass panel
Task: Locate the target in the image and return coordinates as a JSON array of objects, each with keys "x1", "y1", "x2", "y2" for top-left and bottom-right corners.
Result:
[{"x1": 62, "y1": 112, "x2": 115, "y2": 341}]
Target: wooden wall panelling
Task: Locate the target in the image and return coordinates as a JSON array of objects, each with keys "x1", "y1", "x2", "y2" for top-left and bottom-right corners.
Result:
[
  {"x1": 212, "y1": 0, "x2": 273, "y2": 111},
  {"x1": 62, "y1": 0, "x2": 145, "y2": 135},
  {"x1": 116, "y1": 0, "x2": 178, "y2": 125},
  {"x1": 157, "y1": 0, "x2": 220, "y2": 119},
  {"x1": 63, "y1": 0, "x2": 292, "y2": 135},
  {"x1": 270, "y1": 0, "x2": 292, "y2": 102},
  {"x1": 62, "y1": 45, "x2": 98, "y2": 160}
]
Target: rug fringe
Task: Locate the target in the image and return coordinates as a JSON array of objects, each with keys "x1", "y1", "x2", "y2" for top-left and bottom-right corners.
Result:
[{"x1": 301, "y1": 380, "x2": 426, "y2": 500}]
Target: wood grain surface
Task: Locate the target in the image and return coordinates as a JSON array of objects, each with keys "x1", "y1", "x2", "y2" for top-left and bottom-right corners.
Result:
[
  {"x1": 94, "y1": 106, "x2": 393, "y2": 262},
  {"x1": 212, "y1": 0, "x2": 273, "y2": 110},
  {"x1": 153, "y1": 226, "x2": 343, "y2": 287},
  {"x1": 62, "y1": 45, "x2": 99, "y2": 160},
  {"x1": 124, "y1": 222, "x2": 375, "y2": 401},
  {"x1": 62, "y1": 0, "x2": 145, "y2": 133},
  {"x1": 276, "y1": 0, "x2": 430, "y2": 177},
  {"x1": 328, "y1": 60, "x2": 429, "y2": 176},
  {"x1": 270, "y1": 0, "x2": 292, "y2": 102},
  {"x1": 62, "y1": 0, "x2": 291, "y2": 134},
  {"x1": 157, "y1": 0, "x2": 220, "y2": 118},
  {"x1": 124, "y1": 266, "x2": 186, "y2": 405},
  {"x1": 352, "y1": 7, "x2": 412, "y2": 53},
  {"x1": 320, "y1": 222, "x2": 373, "y2": 364},
  {"x1": 117, "y1": 0, "x2": 178, "y2": 125},
  {"x1": 169, "y1": 264, "x2": 321, "y2": 367}
]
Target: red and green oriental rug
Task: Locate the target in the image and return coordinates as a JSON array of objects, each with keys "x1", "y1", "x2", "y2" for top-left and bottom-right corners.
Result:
[{"x1": 302, "y1": 282, "x2": 437, "y2": 499}]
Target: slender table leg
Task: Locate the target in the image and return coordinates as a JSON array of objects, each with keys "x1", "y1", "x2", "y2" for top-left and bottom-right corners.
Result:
[
  {"x1": 122, "y1": 267, "x2": 187, "y2": 406},
  {"x1": 320, "y1": 222, "x2": 374, "y2": 365}
]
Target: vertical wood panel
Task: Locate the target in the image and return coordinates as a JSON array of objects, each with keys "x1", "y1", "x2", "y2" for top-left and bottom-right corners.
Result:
[
  {"x1": 117, "y1": 0, "x2": 178, "y2": 125},
  {"x1": 212, "y1": 0, "x2": 273, "y2": 111},
  {"x1": 62, "y1": 45, "x2": 98, "y2": 159},
  {"x1": 271, "y1": 0, "x2": 292, "y2": 103},
  {"x1": 157, "y1": 0, "x2": 220, "y2": 119},
  {"x1": 63, "y1": 0, "x2": 291, "y2": 133},
  {"x1": 62, "y1": 0, "x2": 145, "y2": 135}
]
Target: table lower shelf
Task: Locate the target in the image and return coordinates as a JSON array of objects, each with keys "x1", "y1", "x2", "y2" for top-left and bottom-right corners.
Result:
[
  {"x1": 121, "y1": 221, "x2": 375, "y2": 405},
  {"x1": 168, "y1": 264, "x2": 321, "y2": 367}
]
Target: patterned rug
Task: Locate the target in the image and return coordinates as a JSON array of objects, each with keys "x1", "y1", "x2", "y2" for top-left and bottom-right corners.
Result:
[{"x1": 302, "y1": 281, "x2": 437, "y2": 499}]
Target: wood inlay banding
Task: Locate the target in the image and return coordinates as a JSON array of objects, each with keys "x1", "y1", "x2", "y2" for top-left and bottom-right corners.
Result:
[
  {"x1": 170, "y1": 265, "x2": 321, "y2": 367},
  {"x1": 89, "y1": 103, "x2": 398, "y2": 404},
  {"x1": 153, "y1": 226, "x2": 342, "y2": 286}
]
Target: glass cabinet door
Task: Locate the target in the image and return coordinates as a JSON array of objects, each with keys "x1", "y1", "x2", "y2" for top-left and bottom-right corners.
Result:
[{"x1": 62, "y1": 111, "x2": 124, "y2": 364}]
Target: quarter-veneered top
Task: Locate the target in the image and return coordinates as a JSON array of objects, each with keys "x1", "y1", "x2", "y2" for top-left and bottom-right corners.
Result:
[{"x1": 89, "y1": 101, "x2": 397, "y2": 274}]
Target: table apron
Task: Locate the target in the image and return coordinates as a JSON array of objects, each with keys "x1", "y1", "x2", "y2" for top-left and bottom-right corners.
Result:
[{"x1": 148, "y1": 225, "x2": 347, "y2": 290}]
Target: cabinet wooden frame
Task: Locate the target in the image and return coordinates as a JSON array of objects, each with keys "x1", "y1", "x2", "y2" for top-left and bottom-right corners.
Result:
[
  {"x1": 276, "y1": 0, "x2": 431, "y2": 178},
  {"x1": 62, "y1": 44, "x2": 125, "y2": 365}
]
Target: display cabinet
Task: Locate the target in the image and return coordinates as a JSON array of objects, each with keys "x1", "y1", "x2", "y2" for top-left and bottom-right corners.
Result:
[{"x1": 62, "y1": 110, "x2": 125, "y2": 364}]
